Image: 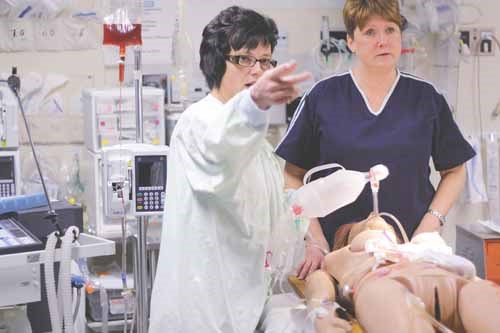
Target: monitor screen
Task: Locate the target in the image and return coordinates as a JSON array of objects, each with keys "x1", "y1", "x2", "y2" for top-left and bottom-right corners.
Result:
[
  {"x1": 0, "y1": 158, "x2": 13, "y2": 180},
  {"x1": 137, "y1": 159, "x2": 165, "y2": 187}
]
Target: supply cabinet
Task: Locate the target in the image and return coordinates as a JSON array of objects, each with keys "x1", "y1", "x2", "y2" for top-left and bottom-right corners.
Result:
[{"x1": 456, "y1": 224, "x2": 500, "y2": 284}]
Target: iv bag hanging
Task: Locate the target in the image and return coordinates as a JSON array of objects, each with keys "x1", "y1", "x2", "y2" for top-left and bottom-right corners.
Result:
[
  {"x1": 102, "y1": 0, "x2": 143, "y2": 82},
  {"x1": 103, "y1": 0, "x2": 143, "y2": 48},
  {"x1": 169, "y1": 0, "x2": 194, "y2": 106}
]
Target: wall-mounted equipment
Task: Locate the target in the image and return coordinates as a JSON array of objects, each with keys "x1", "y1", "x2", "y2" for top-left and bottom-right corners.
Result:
[{"x1": 82, "y1": 87, "x2": 165, "y2": 153}]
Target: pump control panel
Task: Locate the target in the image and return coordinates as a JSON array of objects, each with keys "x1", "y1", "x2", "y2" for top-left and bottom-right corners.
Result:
[
  {"x1": 134, "y1": 155, "x2": 166, "y2": 213},
  {"x1": 0, "y1": 152, "x2": 20, "y2": 198}
]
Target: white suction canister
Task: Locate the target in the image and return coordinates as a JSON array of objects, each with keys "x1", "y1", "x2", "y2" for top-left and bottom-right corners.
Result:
[{"x1": 291, "y1": 163, "x2": 388, "y2": 218}]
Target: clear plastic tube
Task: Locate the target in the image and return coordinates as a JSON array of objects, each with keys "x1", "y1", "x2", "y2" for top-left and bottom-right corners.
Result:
[
  {"x1": 379, "y1": 212, "x2": 410, "y2": 243},
  {"x1": 368, "y1": 165, "x2": 389, "y2": 215},
  {"x1": 406, "y1": 292, "x2": 455, "y2": 333},
  {"x1": 76, "y1": 257, "x2": 98, "y2": 295},
  {"x1": 99, "y1": 284, "x2": 109, "y2": 333}
]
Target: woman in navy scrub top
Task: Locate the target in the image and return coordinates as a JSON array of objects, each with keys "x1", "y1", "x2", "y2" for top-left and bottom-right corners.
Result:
[{"x1": 275, "y1": 0, "x2": 475, "y2": 279}]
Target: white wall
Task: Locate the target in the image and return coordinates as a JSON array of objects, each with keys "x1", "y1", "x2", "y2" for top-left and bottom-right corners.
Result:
[
  {"x1": 441, "y1": 0, "x2": 500, "y2": 249},
  {"x1": 0, "y1": 0, "x2": 499, "y2": 248}
]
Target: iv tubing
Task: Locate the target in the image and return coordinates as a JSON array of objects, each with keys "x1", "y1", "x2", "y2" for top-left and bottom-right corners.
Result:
[
  {"x1": 372, "y1": 192, "x2": 379, "y2": 214},
  {"x1": 72, "y1": 289, "x2": 81, "y2": 323},
  {"x1": 379, "y1": 212, "x2": 409, "y2": 243},
  {"x1": 100, "y1": 284, "x2": 109, "y2": 333},
  {"x1": 406, "y1": 292, "x2": 455, "y2": 333},
  {"x1": 119, "y1": 46, "x2": 125, "y2": 83}
]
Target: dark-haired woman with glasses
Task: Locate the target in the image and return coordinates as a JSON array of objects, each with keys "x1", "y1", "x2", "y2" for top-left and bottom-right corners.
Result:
[{"x1": 149, "y1": 6, "x2": 310, "y2": 333}]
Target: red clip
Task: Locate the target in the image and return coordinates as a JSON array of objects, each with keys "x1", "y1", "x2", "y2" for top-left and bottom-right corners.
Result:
[
  {"x1": 292, "y1": 204, "x2": 303, "y2": 216},
  {"x1": 265, "y1": 251, "x2": 272, "y2": 269}
]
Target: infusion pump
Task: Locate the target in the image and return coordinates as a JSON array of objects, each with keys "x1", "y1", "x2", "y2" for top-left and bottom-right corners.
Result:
[
  {"x1": 103, "y1": 143, "x2": 168, "y2": 217},
  {"x1": 84, "y1": 144, "x2": 168, "y2": 238},
  {"x1": 0, "y1": 150, "x2": 20, "y2": 198}
]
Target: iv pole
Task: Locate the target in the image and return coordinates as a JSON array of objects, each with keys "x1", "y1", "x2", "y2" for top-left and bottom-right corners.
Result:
[{"x1": 132, "y1": 46, "x2": 149, "y2": 333}]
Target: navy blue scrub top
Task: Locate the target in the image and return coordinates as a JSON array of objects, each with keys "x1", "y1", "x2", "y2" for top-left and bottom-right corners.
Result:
[{"x1": 275, "y1": 70, "x2": 475, "y2": 247}]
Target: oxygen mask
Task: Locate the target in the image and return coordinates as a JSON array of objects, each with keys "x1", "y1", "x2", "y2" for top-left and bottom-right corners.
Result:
[{"x1": 291, "y1": 163, "x2": 389, "y2": 219}]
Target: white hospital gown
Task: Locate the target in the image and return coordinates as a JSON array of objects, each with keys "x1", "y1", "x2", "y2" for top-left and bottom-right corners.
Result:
[{"x1": 149, "y1": 89, "x2": 286, "y2": 333}]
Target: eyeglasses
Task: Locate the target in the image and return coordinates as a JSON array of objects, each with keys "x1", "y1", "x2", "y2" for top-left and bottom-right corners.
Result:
[{"x1": 225, "y1": 55, "x2": 277, "y2": 70}]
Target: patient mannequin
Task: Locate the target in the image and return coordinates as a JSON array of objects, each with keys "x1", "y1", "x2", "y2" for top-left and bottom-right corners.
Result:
[{"x1": 300, "y1": 214, "x2": 500, "y2": 333}]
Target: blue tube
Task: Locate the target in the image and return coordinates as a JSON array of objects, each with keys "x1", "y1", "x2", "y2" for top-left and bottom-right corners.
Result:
[{"x1": 18, "y1": 6, "x2": 32, "y2": 18}]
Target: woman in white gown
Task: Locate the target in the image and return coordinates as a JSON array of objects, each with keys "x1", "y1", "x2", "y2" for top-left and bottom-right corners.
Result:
[{"x1": 149, "y1": 6, "x2": 310, "y2": 333}]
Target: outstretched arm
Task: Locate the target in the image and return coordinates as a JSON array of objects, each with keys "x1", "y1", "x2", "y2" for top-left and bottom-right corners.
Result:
[
  {"x1": 177, "y1": 61, "x2": 310, "y2": 196},
  {"x1": 251, "y1": 61, "x2": 311, "y2": 110}
]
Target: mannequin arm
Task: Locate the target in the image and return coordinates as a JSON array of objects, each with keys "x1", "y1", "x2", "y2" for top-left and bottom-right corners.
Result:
[
  {"x1": 304, "y1": 270, "x2": 336, "y2": 308},
  {"x1": 304, "y1": 271, "x2": 352, "y2": 333}
]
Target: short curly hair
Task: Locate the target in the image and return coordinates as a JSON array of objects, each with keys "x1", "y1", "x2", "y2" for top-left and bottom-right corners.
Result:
[
  {"x1": 199, "y1": 6, "x2": 278, "y2": 90},
  {"x1": 343, "y1": 0, "x2": 403, "y2": 38}
]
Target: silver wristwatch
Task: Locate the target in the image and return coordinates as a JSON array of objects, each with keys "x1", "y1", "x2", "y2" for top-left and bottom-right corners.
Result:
[{"x1": 427, "y1": 208, "x2": 446, "y2": 226}]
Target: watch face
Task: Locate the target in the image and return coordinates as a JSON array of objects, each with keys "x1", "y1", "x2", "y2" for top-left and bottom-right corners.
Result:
[{"x1": 428, "y1": 209, "x2": 445, "y2": 225}]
